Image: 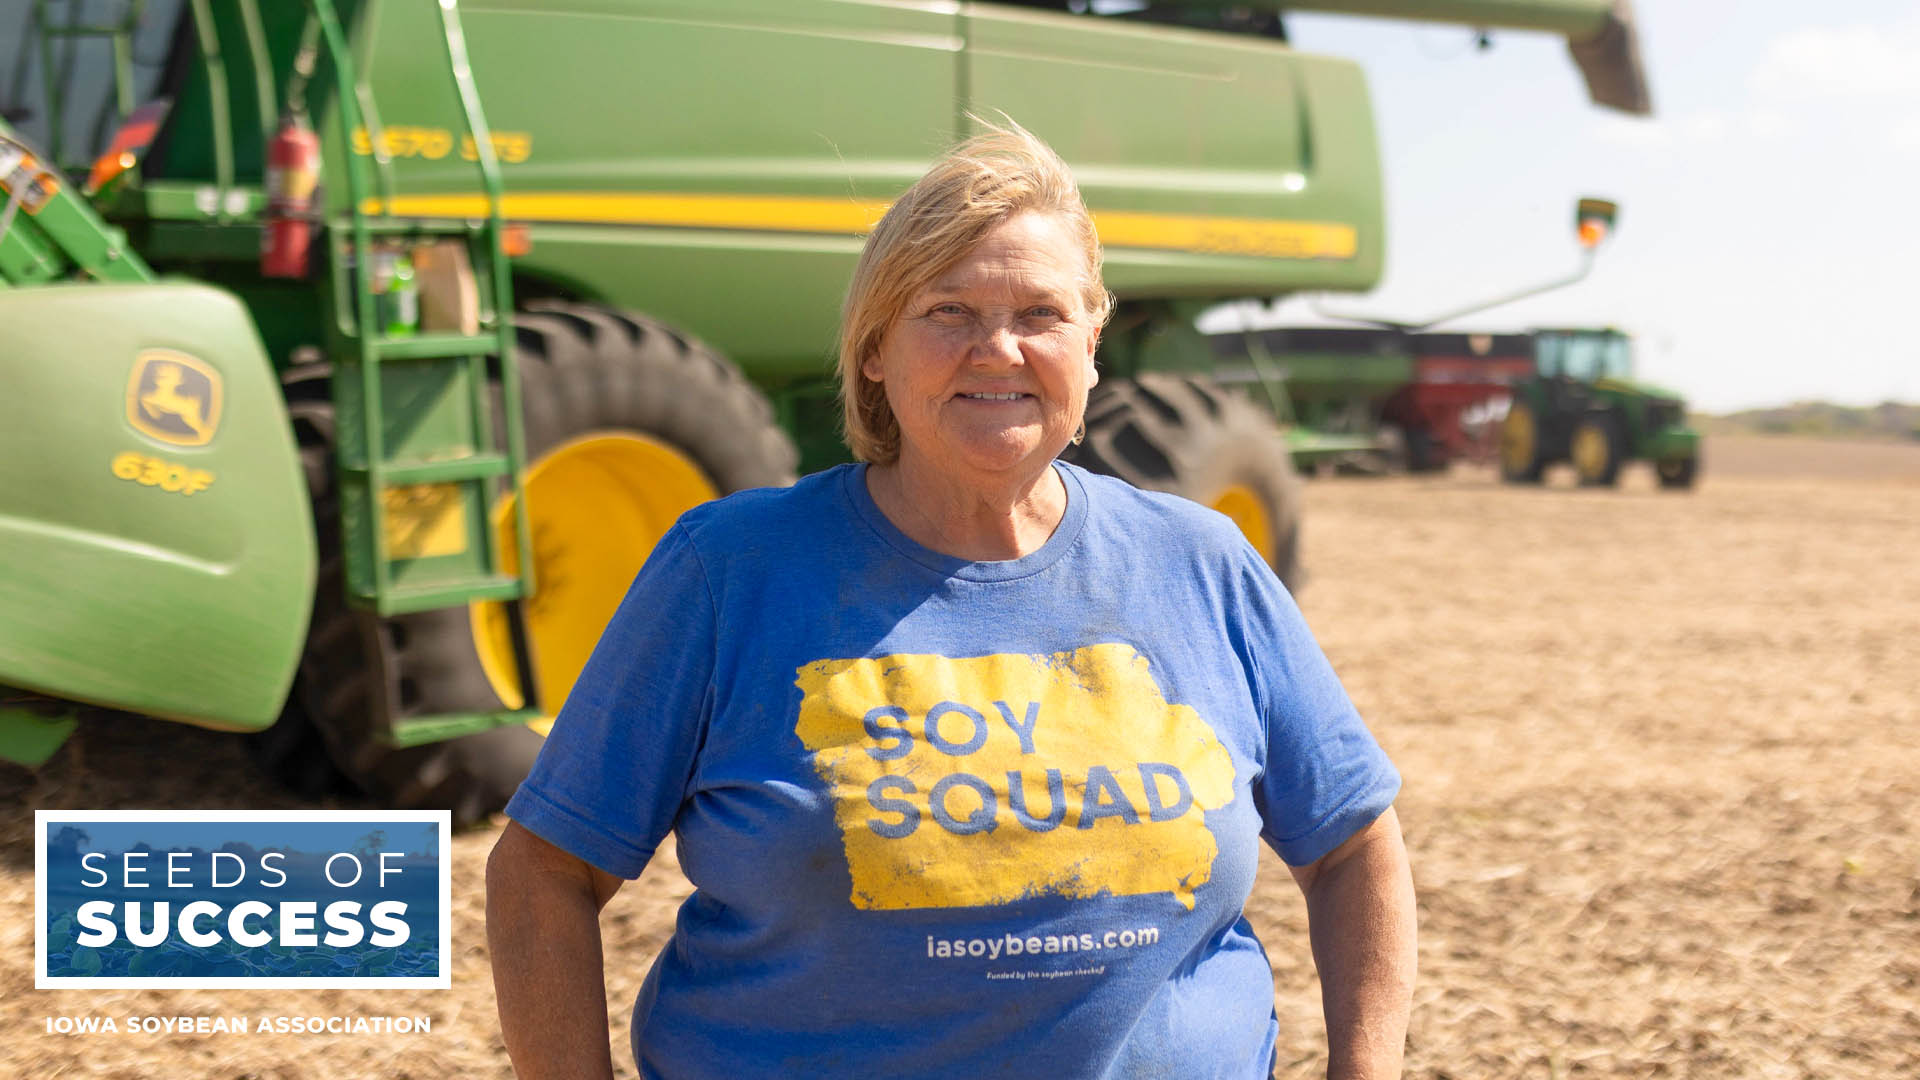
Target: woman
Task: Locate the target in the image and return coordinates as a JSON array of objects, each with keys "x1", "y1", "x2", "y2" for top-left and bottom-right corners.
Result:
[{"x1": 487, "y1": 123, "x2": 1416, "y2": 1079}]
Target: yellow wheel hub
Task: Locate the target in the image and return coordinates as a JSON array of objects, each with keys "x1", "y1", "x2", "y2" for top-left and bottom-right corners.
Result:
[
  {"x1": 1501, "y1": 404, "x2": 1535, "y2": 473},
  {"x1": 1572, "y1": 423, "x2": 1610, "y2": 480},
  {"x1": 1211, "y1": 483, "x2": 1275, "y2": 560},
  {"x1": 471, "y1": 433, "x2": 717, "y2": 735}
]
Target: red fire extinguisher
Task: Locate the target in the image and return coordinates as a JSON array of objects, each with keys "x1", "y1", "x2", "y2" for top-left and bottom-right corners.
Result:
[{"x1": 261, "y1": 113, "x2": 321, "y2": 279}]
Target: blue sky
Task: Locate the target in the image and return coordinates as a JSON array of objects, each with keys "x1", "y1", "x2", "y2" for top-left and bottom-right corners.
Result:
[{"x1": 1202, "y1": 1, "x2": 1920, "y2": 413}]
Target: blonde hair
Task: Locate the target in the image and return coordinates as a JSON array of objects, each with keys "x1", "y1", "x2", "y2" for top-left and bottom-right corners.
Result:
[{"x1": 837, "y1": 119, "x2": 1113, "y2": 463}]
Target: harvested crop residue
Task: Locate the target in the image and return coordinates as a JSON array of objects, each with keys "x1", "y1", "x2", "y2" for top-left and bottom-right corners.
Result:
[{"x1": 4, "y1": 434, "x2": 1915, "y2": 1078}]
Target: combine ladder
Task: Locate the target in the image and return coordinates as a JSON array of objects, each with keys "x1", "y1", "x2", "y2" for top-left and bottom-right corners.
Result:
[{"x1": 308, "y1": 0, "x2": 540, "y2": 746}]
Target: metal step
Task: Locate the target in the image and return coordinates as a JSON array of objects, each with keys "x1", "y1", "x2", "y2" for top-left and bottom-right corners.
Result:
[
  {"x1": 357, "y1": 574, "x2": 524, "y2": 616},
  {"x1": 371, "y1": 331, "x2": 498, "y2": 361},
  {"x1": 342, "y1": 453, "x2": 509, "y2": 485}
]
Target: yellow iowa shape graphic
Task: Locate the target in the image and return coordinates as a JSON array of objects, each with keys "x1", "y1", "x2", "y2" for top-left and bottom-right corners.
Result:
[{"x1": 793, "y1": 644, "x2": 1236, "y2": 911}]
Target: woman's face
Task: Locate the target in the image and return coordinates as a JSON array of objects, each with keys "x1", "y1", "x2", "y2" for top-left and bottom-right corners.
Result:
[{"x1": 863, "y1": 211, "x2": 1100, "y2": 484}]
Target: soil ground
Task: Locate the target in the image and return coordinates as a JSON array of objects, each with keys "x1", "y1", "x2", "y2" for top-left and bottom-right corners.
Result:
[{"x1": 4, "y1": 433, "x2": 1916, "y2": 1079}]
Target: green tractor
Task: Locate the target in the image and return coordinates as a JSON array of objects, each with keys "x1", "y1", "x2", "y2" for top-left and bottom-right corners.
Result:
[
  {"x1": 1499, "y1": 327, "x2": 1699, "y2": 488},
  {"x1": 0, "y1": 0, "x2": 1649, "y2": 820}
]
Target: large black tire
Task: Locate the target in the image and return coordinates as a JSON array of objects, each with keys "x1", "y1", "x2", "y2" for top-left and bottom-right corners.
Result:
[
  {"x1": 251, "y1": 305, "x2": 797, "y2": 824},
  {"x1": 1403, "y1": 425, "x2": 1445, "y2": 473},
  {"x1": 1374, "y1": 423, "x2": 1410, "y2": 475},
  {"x1": 245, "y1": 363, "x2": 357, "y2": 802},
  {"x1": 1656, "y1": 453, "x2": 1699, "y2": 490},
  {"x1": 1065, "y1": 373, "x2": 1305, "y2": 591}
]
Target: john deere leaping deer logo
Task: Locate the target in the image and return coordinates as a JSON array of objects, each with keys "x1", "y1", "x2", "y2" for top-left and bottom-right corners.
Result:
[{"x1": 127, "y1": 350, "x2": 223, "y2": 447}]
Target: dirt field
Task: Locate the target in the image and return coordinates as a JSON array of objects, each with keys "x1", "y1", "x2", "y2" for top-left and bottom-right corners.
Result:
[{"x1": 4, "y1": 433, "x2": 1916, "y2": 1079}]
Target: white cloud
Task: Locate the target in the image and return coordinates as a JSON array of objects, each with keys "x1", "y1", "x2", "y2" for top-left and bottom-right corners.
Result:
[{"x1": 1749, "y1": 21, "x2": 1920, "y2": 100}]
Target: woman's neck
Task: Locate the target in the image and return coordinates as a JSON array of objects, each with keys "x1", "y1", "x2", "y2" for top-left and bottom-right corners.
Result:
[{"x1": 866, "y1": 455, "x2": 1067, "y2": 562}]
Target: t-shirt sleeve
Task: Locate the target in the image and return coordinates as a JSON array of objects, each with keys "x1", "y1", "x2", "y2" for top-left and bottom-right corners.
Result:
[
  {"x1": 1234, "y1": 548, "x2": 1401, "y2": 867},
  {"x1": 504, "y1": 522, "x2": 716, "y2": 879}
]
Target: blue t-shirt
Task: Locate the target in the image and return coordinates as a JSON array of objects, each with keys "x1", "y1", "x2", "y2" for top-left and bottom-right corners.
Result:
[{"x1": 507, "y1": 461, "x2": 1399, "y2": 1079}]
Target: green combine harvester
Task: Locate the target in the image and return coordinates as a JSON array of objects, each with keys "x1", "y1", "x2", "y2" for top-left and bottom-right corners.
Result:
[{"x1": 0, "y1": 0, "x2": 1650, "y2": 820}]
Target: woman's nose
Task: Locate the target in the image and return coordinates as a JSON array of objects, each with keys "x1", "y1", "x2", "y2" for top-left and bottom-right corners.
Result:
[{"x1": 971, "y1": 320, "x2": 1026, "y2": 365}]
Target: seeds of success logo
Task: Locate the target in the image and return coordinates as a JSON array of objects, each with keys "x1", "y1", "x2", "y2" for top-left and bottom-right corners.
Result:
[
  {"x1": 35, "y1": 811, "x2": 450, "y2": 989},
  {"x1": 794, "y1": 644, "x2": 1237, "y2": 911}
]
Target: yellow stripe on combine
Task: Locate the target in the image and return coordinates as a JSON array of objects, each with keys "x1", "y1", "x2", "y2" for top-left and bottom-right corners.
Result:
[
  {"x1": 361, "y1": 192, "x2": 1357, "y2": 260},
  {"x1": 1093, "y1": 209, "x2": 1355, "y2": 260},
  {"x1": 363, "y1": 191, "x2": 890, "y2": 233}
]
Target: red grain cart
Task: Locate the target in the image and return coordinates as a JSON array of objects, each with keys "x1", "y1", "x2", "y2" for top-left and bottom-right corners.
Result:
[{"x1": 1379, "y1": 332, "x2": 1536, "y2": 470}]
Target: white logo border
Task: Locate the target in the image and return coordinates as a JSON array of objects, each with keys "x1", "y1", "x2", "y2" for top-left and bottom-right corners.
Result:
[{"x1": 34, "y1": 809, "x2": 453, "y2": 990}]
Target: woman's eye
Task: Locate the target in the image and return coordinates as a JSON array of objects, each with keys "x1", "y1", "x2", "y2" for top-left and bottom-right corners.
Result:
[{"x1": 1026, "y1": 306, "x2": 1063, "y2": 320}]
